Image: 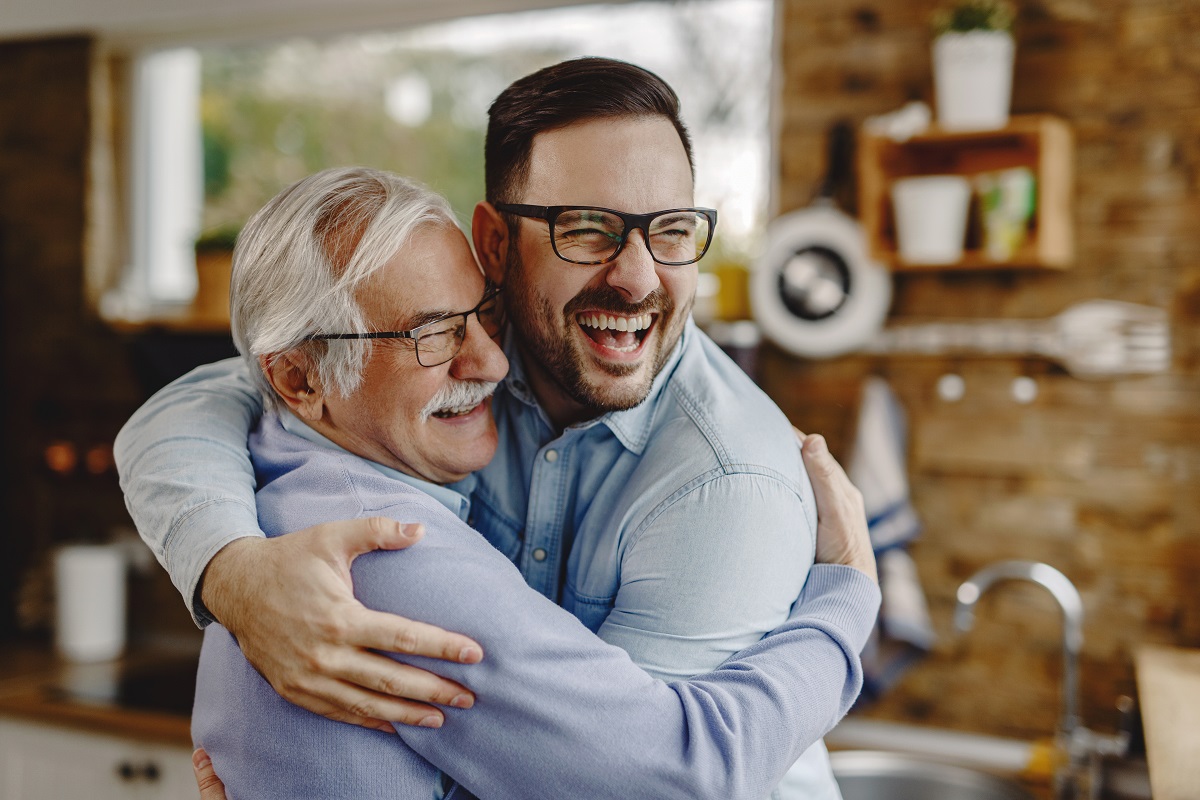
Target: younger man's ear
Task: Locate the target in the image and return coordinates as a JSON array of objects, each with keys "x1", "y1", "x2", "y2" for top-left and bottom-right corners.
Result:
[
  {"x1": 472, "y1": 201, "x2": 510, "y2": 285},
  {"x1": 261, "y1": 352, "x2": 324, "y2": 421}
]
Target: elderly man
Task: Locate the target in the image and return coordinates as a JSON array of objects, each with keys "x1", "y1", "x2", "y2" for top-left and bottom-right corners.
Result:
[
  {"x1": 116, "y1": 58, "x2": 875, "y2": 797},
  {"x1": 196, "y1": 164, "x2": 877, "y2": 799}
]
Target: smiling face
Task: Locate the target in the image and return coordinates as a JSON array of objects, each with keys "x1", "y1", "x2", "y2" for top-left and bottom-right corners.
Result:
[
  {"x1": 495, "y1": 116, "x2": 698, "y2": 427},
  {"x1": 307, "y1": 224, "x2": 509, "y2": 484}
]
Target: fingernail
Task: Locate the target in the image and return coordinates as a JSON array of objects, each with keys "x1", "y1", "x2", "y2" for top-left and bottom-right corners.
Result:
[
  {"x1": 459, "y1": 646, "x2": 483, "y2": 663},
  {"x1": 192, "y1": 749, "x2": 211, "y2": 769},
  {"x1": 419, "y1": 715, "x2": 443, "y2": 728},
  {"x1": 806, "y1": 434, "x2": 827, "y2": 454},
  {"x1": 450, "y1": 693, "x2": 474, "y2": 709},
  {"x1": 402, "y1": 523, "x2": 424, "y2": 540}
]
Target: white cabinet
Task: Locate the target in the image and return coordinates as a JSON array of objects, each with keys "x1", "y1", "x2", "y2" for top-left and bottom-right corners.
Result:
[{"x1": 0, "y1": 717, "x2": 195, "y2": 800}]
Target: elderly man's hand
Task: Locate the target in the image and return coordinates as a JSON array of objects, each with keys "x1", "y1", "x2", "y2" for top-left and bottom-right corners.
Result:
[
  {"x1": 193, "y1": 749, "x2": 225, "y2": 800},
  {"x1": 201, "y1": 518, "x2": 483, "y2": 732},
  {"x1": 795, "y1": 430, "x2": 878, "y2": 584}
]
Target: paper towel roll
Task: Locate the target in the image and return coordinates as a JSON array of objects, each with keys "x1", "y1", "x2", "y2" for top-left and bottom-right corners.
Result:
[{"x1": 54, "y1": 544, "x2": 127, "y2": 662}]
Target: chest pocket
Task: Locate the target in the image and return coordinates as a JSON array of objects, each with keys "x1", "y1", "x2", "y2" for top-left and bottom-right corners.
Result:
[
  {"x1": 561, "y1": 582, "x2": 616, "y2": 633},
  {"x1": 468, "y1": 493, "x2": 522, "y2": 563}
]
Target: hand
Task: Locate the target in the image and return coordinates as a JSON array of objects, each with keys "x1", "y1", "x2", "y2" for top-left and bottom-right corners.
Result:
[
  {"x1": 193, "y1": 749, "x2": 226, "y2": 800},
  {"x1": 795, "y1": 430, "x2": 878, "y2": 584},
  {"x1": 201, "y1": 518, "x2": 484, "y2": 732}
]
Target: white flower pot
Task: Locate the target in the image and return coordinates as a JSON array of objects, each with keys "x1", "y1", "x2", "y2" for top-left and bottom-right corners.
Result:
[
  {"x1": 891, "y1": 175, "x2": 973, "y2": 264},
  {"x1": 933, "y1": 30, "x2": 1015, "y2": 131}
]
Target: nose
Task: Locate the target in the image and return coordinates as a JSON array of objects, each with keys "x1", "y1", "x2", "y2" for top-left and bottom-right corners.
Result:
[
  {"x1": 450, "y1": 314, "x2": 509, "y2": 384},
  {"x1": 604, "y1": 229, "x2": 661, "y2": 304}
]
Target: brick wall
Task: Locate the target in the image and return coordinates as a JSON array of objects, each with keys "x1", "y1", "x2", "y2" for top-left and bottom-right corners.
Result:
[{"x1": 768, "y1": 0, "x2": 1200, "y2": 739}]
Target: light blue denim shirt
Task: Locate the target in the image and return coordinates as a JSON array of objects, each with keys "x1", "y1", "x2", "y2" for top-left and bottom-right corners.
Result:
[{"x1": 115, "y1": 321, "x2": 855, "y2": 798}]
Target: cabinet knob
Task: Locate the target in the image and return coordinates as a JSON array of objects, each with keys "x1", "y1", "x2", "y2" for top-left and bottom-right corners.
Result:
[{"x1": 115, "y1": 760, "x2": 161, "y2": 782}]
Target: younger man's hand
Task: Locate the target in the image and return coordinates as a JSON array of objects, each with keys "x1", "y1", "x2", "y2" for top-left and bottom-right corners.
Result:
[{"x1": 201, "y1": 518, "x2": 484, "y2": 732}]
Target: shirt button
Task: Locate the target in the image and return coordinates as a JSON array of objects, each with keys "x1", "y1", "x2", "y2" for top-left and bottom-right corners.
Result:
[
  {"x1": 544, "y1": 449, "x2": 559, "y2": 463},
  {"x1": 532, "y1": 548, "x2": 547, "y2": 562}
]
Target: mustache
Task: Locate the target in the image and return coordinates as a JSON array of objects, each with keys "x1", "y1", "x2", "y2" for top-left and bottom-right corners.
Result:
[
  {"x1": 564, "y1": 285, "x2": 673, "y2": 318},
  {"x1": 420, "y1": 379, "x2": 498, "y2": 422}
]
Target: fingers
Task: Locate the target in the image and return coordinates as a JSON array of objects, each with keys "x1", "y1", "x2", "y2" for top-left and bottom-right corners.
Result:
[
  {"x1": 348, "y1": 606, "x2": 483, "y2": 665},
  {"x1": 193, "y1": 749, "x2": 227, "y2": 800},
  {"x1": 801, "y1": 433, "x2": 878, "y2": 583},
  {"x1": 283, "y1": 675, "x2": 449, "y2": 730},
  {"x1": 334, "y1": 648, "x2": 476, "y2": 710}
]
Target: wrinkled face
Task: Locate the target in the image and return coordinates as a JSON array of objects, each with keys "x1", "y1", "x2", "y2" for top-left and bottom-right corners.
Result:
[
  {"x1": 319, "y1": 224, "x2": 509, "y2": 484},
  {"x1": 503, "y1": 116, "x2": 698, "y2": 424}
]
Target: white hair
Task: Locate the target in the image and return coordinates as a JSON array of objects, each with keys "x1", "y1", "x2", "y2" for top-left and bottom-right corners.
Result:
[{"x1": 229, "y1": 167, "x2": 458, "y2": 411}]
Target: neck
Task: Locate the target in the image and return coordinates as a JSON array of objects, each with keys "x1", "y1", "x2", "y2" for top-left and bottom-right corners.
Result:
[{"x1": 516, "y1": 348, "x2": 600, "y2": 432}]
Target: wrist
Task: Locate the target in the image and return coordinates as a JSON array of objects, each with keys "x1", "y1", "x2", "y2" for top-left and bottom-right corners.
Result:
[{"x1": 199, "y1": 537, "x2": 263, "y2": 629}]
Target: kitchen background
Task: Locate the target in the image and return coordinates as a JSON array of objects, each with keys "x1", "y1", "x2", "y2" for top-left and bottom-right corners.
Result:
[{"x1": 1, "y1": 0, "x2": 1197, "y2": 796}]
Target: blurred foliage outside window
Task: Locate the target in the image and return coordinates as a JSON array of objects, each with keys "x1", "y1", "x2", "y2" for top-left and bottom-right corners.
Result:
[{"x1": 197, "y1": 0, "x2": 771, "y2": 268}]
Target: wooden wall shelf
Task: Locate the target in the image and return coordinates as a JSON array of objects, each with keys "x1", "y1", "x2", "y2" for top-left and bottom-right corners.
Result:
[{"x1": 857, "y1": 114, "x2": 1074, "y2": 271}]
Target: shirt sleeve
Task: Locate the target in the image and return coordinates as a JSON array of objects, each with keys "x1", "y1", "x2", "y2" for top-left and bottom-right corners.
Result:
[
  {"x1": 597, "y1": 470, "x2": 818, "y2": 679},
  {"x1": 113, "y1": 357, "x2": 265, "y2": 625},
  {"x1": 352, "y1": 524, "x2": 879, "y2": 800}
]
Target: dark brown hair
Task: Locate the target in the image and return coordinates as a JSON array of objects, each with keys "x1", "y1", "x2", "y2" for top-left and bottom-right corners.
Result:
[{"x1": 484, "y1": 56, "x2": 695, "y2": 205}]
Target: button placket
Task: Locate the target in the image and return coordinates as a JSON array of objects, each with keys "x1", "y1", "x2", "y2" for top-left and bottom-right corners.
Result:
[{"x1": 522, "y1": 437, "x2": 572, "y2": 599}]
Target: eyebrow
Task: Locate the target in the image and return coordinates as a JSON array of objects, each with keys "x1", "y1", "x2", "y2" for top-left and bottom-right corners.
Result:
[{"x1": 389, "y1": 308, "x2": 456, "y2": 331}]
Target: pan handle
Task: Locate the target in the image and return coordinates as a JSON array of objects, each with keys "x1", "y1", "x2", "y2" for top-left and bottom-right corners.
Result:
[{"x1": 815, "y1": 119, "x2": 857, "y2": 209}]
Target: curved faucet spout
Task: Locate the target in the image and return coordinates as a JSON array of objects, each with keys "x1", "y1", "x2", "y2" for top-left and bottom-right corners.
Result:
[{"x1": 955, "y1": 560, "x2": 1083, "y2": 738}]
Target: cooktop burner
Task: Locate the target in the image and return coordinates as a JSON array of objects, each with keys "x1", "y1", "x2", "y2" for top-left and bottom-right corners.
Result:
[{"x1": 49, "y1": 654, "x2": 198, "y2": 718}]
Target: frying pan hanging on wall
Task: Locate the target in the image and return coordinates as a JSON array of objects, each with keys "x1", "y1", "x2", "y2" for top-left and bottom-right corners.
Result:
[{"x1": 751, "y1": 121, "x2": 892, "y2": 358}]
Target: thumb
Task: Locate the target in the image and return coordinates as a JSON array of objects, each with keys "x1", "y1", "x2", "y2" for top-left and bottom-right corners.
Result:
[{"x1": 330, "y1": 517, "x2": 426, "y2": 560}]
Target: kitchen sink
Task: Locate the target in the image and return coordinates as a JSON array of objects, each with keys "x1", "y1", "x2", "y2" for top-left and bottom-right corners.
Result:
[{"x1": 831, "y1": 750, "x2": 1036, "y2": 800}]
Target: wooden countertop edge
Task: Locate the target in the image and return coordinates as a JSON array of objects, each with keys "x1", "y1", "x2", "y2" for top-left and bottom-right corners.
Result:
[{"x1": 0, "y1": 693, "x2": 192, "y2": 747}]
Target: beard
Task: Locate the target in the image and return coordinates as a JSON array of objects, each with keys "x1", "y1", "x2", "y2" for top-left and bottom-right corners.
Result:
[{"x1": 502, "y1": 247, "x2": 692, "y2": 415}]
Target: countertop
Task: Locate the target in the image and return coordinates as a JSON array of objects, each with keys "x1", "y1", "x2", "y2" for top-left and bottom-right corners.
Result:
[
  {"x1": 0, "y1": 641, "x2": 195, "y2": 746},
  {"x1": 1135, "y1": 644, "x2": 1200, "y2": 800}
]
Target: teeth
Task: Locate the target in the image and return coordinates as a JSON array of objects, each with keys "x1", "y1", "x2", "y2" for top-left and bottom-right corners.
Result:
[
  {"x1": 579, "y1": 313, "x2": 653, "y2": 332},
  {"x1": 434, "y1": 403, "x2": 478, "y2": 417}
]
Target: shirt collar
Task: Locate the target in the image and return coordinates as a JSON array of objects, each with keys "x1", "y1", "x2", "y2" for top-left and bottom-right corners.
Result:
[
  {"x1": 499, "y1": 318, "x2": 692, "y2": 456},
  {"x1": 277, "y1": 409, "x2": 474, "y2": 522}
]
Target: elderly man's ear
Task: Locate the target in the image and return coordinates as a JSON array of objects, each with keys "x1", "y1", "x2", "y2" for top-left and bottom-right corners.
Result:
[
  {"x1": 472, "y1": 202, "x2": 511, "y2": 286},
  {"x1": 261, "y1": 353, "x2": 324, "y2": 421}
]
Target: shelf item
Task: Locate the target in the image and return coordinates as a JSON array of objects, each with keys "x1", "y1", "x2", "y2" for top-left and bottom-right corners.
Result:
[{"x1": 857, "y1": 114, "x2": 1073, "y2": 270}]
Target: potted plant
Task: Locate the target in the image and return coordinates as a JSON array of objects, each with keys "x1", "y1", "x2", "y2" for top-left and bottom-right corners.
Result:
[
  {"x1": 931, "y1": 0, "x2": 1017, "y2": 131},
  {"x1": 192, "y1": 224, "x2": 240, "y2": 324}
]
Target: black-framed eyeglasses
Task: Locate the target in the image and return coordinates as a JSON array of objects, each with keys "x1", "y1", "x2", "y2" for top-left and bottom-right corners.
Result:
[
  {"x1": 306, "y1": 283, "x2": 504, "y2": 368},
  {"x1": 494, "y1": 204, "x2": 717, "y2": 266}
]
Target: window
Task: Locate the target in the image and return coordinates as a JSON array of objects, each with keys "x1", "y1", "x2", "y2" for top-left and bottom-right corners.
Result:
[{"x1": 102, "y1": 0, "x2": 773, "y2": 321}]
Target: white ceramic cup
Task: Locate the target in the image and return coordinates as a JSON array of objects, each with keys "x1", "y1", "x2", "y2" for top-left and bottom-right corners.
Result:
[
  {"x1": 54, "y1": 544, "x2": 127, "y2": 662},
  {"x1": 891, "y1": 175, "x2": 973, "y2": 265}
]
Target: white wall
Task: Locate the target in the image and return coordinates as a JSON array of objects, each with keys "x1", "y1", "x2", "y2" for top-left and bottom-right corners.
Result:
[{"x1": 0, "y1": 0, "x2": 617, "y2": 48}]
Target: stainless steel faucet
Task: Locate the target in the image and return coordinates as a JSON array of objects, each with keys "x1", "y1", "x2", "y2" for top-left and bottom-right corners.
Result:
[{"x1": 955, "y1": 560, "x2": 1127, "y2": 800}]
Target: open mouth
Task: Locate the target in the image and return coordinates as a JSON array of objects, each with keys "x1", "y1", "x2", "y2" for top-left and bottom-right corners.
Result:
[
  {"x1": 431, "y1": 400, "x2": 487, "y2": 419},
  {"x1": 576, "y1": 312, "x2": 656, "y2": 354}
]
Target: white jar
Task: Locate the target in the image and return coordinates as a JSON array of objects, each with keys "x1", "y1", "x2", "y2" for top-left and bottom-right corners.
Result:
[{"x1": 54, "y1": 544, "x2": 127, "y2": 662}]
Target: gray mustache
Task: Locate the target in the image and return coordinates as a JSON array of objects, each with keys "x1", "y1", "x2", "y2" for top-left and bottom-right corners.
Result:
[{"x1": 420, "y1": 380, "x2": 498, "y2": 421}]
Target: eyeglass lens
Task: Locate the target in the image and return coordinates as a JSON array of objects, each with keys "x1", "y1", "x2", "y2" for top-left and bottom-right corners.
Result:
[
  {"x1": 552, "y1": 209, "x2": 711, "y2": 265},
  {"x1": 414, "y1": 292, "x2": 504, "y2": 367}
]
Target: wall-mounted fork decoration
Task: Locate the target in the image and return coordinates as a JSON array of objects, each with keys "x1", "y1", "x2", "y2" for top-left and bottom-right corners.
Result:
[{"x1": 864, "y1": 299, "x2": 1171, "y2": 379}]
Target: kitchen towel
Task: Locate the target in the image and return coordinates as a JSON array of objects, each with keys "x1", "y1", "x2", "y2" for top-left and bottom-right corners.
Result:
[{"x1": 847, "y1": 376, "x2": 936, "y2": 700}]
